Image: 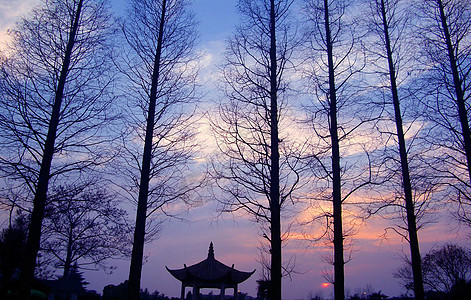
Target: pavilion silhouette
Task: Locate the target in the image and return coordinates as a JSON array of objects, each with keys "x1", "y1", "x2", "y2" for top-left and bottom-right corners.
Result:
[{"x1": 166, "y1": 242, "x2": 255, "y2": 300}]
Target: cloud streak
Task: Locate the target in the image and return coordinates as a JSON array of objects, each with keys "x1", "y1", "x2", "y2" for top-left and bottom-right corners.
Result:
[{"x1": 0, "y1": 0, "x2": 39, "y2": 47}]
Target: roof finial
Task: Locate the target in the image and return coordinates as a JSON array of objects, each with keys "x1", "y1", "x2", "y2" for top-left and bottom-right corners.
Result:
[{"x1": 208, "y1": 242, "x2": 215, "y2": 259}]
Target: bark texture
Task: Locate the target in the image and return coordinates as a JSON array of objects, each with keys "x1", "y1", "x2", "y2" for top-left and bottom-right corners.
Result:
[{"x1": 127, "y1": 1, "x2": 167, "y2": 299}]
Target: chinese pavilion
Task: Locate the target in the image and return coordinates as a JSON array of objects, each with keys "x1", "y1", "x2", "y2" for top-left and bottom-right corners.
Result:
[{"x1": 166, "y1": 242, "x2": 255, "y2": 300}]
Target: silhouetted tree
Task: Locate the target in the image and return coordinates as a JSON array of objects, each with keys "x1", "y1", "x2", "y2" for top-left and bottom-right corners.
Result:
[
  {"x1": 415, "y1": 0, "x2": 471, "y2": 228},
  {"x1": 347, "y1": 289, "x2": 388, "y2": 300},
  {"x1": 422, "y1": 244, "x2": 471, "y2": 294},
  {"x1": 103, "y1": 280, "x2": 129, "y2": 300},
  {"x1": 211, "y1": 1, "x2": 303, "y2": 299},
  {"x1": 395, "y1": 244, "x2": 471, "y2": 296},
  {"x1": 446, "y1": 280, "x2": 471, "y2": 300},
  {"x1": 103, "y1": 281, "x2": 172, "y2": 300},
  {"x1": 366, "y1": 0, "x2": 427, "y2": 299},
  {"x1": 0, "y1": 0, "x2": 118, "y2": 297},
  {"x1": 368, "y1": 291, "x2": 388, "y2": 300},
  {"x1": 257, "y1": 279, "x2": 271, "y2": 300},
  {"x1": 53, "y1": 263, "x2": 88, "y2": 299},
  {"x1": 40, "y1": 182, "x2": 130, "y2": 299},
  {"x1": 118, "y1": 0, "x2": 200, "y2": 299},
  {"x1": 302, "y1": 1, "x2": 373, "y2": 299},
  {"x1": 0, "y1": 214, "x2": 28, "y2": 298}
]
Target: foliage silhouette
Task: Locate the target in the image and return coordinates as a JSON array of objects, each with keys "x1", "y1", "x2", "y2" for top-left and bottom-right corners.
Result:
[
  {"x1": 395, "y1": 243, "x2": 471, "y2": 298},
  {"x1": 0, "y1": 0, "x2": 118, "y2": 296},
  {"x1": 0, "y1": 214, "x2": 28, "y2": 298},
  {"x1": 41, "y1": 183, "x2": 130, "y2": 284}
]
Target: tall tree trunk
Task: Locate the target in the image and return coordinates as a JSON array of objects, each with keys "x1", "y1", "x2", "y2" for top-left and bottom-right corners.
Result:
[
  {"x1": 18, "y1": 1, "x2": 83, "y2": 298},
  {"x1": 269, "y1": 1, "x2": 282, "y2": 300},
  {"x1": 126, "y1": 1, "x2": 167, "y2": 299},
  {"x1": 323, "y1": 1, "x2": 344, "y2": 299},
  {"x1": 437, "y1": 0, "x2": 471, "y2": 185},
  {"x1": 379, "y1": 1, "x2": 424, "y2": 299}
]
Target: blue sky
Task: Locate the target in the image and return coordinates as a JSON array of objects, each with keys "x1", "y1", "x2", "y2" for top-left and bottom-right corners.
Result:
[
  {"x1": 111, "y1": 0, "x2": 238, "y2": 38},
  {"x1": 1, "y1": 0, "x2": 470, "y2": 299}
]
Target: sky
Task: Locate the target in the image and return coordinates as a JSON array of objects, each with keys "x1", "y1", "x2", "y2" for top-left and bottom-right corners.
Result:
[{"x1": 0, "y1": 0, "x2": 470, "y2": 299}]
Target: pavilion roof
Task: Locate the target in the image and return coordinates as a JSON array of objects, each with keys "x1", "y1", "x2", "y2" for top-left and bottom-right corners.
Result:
[{"x1": 166, "y1": 242, "x2": 255, "y2": 285}]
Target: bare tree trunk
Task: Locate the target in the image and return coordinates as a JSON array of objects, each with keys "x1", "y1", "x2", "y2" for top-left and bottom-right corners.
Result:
[
  {"x1": 18, "y1": 1, "x2": 83, "y2": 298},
  {"x1": 213, "y1": 2, "x2": 298, "y2": 299},
  {"x1": 378, "y1": 1, "x2": 424, "y2": 299},
  {"x1": 437, "y1": 0, "x2": 471, "y2": 185},
  {"x1": 268, "y1": 1, "x2": 282, "y2": 299},
  {"x1": 323, "y1": 1, "x2": 344, "y2": 299},
  {"x1": 126, "y1": 1, "x2": 167, "y2": 299}
]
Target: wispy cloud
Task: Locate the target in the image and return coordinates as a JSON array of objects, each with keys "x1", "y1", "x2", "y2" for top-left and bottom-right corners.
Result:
[{"x1": 0, "y1": 0, "x2": 38, "y2": 48}]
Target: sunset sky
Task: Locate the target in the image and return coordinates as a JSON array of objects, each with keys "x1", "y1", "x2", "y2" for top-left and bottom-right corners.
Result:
[{"x1": 0, "y1": 0, "x2": 470, "y2": 299}]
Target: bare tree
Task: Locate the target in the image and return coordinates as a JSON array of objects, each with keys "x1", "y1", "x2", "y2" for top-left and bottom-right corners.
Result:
[
  {"x1": 302, "y1": 1, "x2": 375, "y2": 299},
  {"x1": 395, "y1": 244, "x2": 471, "y2": 295},
  {"x1": 40, "y1": 182, "x2": 130, "y2": 299},
  {"x1": 117, "y1": 0, "x2": 200, "y2": 299},
  {"x1": 365, "y1": 0, "x2": 428, "y2": 298},
  {"x1": 0, "y1": 0, "x2": 118, "y2": 297},
  {"x1": 422, "y1": 244, "x2": 471, "y2": 294},
  {"x1": 415, "y1": 0, "x2": 471, "y2": 228},
  {"x1": 211, "y1": 1, "x2": 303, "y2": 299}
]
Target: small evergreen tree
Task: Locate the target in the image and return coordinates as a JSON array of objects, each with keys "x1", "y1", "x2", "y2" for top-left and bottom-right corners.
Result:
[
  {"x1": 0, "y1": 214, "x2": 28, "y2": 298},
  {"x1": 58, "y1": 263, "x2": 88, "y2": 297}
]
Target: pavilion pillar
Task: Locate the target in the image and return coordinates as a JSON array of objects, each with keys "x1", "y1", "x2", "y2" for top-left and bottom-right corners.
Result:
[
  {"x1": 220, "y1": 285, "x2": 225, "y2": 300},
  {"x1": 192, "y1": 285, "x2": 199, "y2": 300},
  {"x1": 181, "y1": 284, "x2": 185, "y2": 300},
  {"x1": 233, "y1": 285, "x2": 238, "y2": 300}
]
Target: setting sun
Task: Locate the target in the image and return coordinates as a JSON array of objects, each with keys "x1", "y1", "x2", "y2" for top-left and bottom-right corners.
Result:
[{"x1": 321, "y1": 283, "x2": 330, "y2": 288}]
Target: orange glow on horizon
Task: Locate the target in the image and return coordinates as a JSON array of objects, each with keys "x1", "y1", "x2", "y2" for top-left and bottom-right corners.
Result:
[{"x1": 321, "y1": 283, "x2": 330, "y2": 288}]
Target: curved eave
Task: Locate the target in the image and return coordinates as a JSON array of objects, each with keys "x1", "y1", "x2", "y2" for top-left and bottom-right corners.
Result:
[
  {"x1": 230, "y1": 269, "x2": 256, "y2": 284},
  {"x1": 166, "y1": 266, "x2": 256, "y2": 285},
  {"x1": 166, "y1": 266, "x2": 188, "y2": 282}
]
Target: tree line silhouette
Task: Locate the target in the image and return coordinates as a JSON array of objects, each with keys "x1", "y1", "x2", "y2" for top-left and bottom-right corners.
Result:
[{"x1": 0, "y1": 0, "x2": 470, "y2": 300}]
